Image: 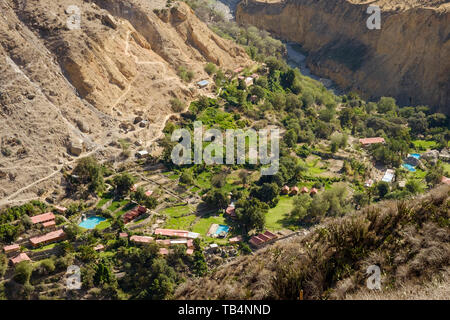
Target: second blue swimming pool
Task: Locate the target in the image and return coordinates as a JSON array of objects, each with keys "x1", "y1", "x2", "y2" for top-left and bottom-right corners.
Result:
[
  {"x1": 79, "y1": 216, "x2": 106, "y2": 229},
  {"x1": 214, "y1": 224, "x2": 230, "y2": 236}
]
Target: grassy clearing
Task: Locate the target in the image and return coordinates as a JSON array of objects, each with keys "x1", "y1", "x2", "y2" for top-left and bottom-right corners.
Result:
[
  {"x1": 161, "y1": 204, "x2": 193, "y2": 217},
  {"x1": 266, "y1": 195, "x2": 295, "y2": 231},
  {"x1": 443, "y1": 163, "x2": 450, "y2": 175},
  {"x1": 96, "y1": 195, "x2": 113, "y2": 208},
  {"x1": 96, "y1": 220, "x2": 112, "y2": 230},
  {"x1": 164, "y1": 215, "x2": 197, "y2": 230},
  {"x1": 115, "y1": 202, "x2": 136, "y2": 218},
  {"x1": 412, "y1": 140, "x2": 437, "y2": 151},
  {"x1": 191, "y1": 213, "x2": 226, "y2": 236},
  {"x1": 30, "y1": 242, "x2": 61, "y2": 252},
  {"x1": 107, "y1": 200, "x2": 129, "y2": 212},
  {"x1": 195, "y1": 171, "x2": 212, "y2": 189}
]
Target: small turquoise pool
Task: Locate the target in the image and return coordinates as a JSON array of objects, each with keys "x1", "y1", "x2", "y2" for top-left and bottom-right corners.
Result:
[
  {"x1": 409, "y1": 153, "x2": 421, "y2": 159},
  {"x1": 402, "y1": 163, "x2": 416, "y2": 172},
  {"x1": 79, "y1": 216, "x2": 106, "y2": 229},
  {"x1": 215, "y1": 224, "x2": 230, "y2": 236}
]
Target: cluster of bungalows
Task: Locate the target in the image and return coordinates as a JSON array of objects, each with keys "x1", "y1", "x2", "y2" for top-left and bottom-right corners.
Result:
[
  {"x1": 359, "y1": 137, "x2": 385, "y2": 147},
  {"x1": 249, "y1": 231, "x2": 278, "y2": 248},
  {"x1": 154, "y1": 228, "x2": 200, "y2": 239},
  {"x1": 30, "y1": 212, "x2": 56, "y2": 229},
  {"x1": 123, "y1": 205, "x2": 147, "y2": 224},
  {"x1": 130, "y1": 229, "x2": 198, "y2": 256},
  {"x1": 281, "y1": 186, "x2": 318, "y2": 196},
  {"x1": 29, "y1": 229, "x2": 66, "y2": 248},
  {"x1": 2, "y1": 244, "x2": 31, "y2": 266}
]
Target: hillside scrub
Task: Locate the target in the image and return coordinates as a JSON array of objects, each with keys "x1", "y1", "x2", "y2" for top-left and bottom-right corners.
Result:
[{"x1": 174, "y1": 185, "x2": 449, "y2": 300}]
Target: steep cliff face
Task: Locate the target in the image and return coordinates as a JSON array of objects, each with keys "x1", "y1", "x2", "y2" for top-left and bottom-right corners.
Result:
[
  {"x1": 0, "y1": 0, "x2": 250, "y2": 205},
  {"x1": 236, "y1": 0, "x2": 450, "y2": 113}
]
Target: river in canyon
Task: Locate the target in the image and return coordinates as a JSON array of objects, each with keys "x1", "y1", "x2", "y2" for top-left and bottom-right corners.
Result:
[{"x1": 216, "y1": 0, "x2": 343, "y2": 96}]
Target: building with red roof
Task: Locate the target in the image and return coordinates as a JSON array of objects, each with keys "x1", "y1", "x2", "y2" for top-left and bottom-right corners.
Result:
[
  {"x1": 30, "y1": 229, "x2": 66, "y2": 247},
  {"x1": 54, "y1": 206, "x2": 67, "y2": 214},
  {"x1": 154, "y1": 228, "x2": 200, "y2": 239},
  {"x1": 43, "y1": 220, "x2": 56, "y2": 229},
  {"x1": 300, "y1": 186, "x2": 309, "y2": 194},
  {"x1": 3, "y1": 244, "x2": 20, "y2": 255},
  {"x1": 229, "y1": 235, "x2": 243, "y2": 244},
  {"x1": 130, "y1": 235, "x2": 154, "y2": 244},
  {"x1": 10, "y1": 253, "x2": 31, "y2": 265},
  {"x1": 249, "y1": 231, "x2": 278, "y2": 248},
  {"x1": 359, "y1": 137, "x2": 385, "y2": 147},
  {"x1": 119, "y1": 232, "x2": 128, "y2": 238},
  {"x1": 225, "y1": 204, "x2": 237, "y2": 219},
  {"x1": 290, "y1": 186, "x2": 299, "y2": 195},
  {"x1": 186, "y1": 248, "x2": 194, "y2": 255},
  {"x1": 441, "y1": 176, "x2": 450, "y2": 185},
  {"x1": 310, "y1": 188, "x2": 318, "y2": 195},
  {"x1": 159, "y1": 248, "x2": 169, "y2": 255},
  {"x1": 30, "y1": 212, "x2": 55, "y2": 224},
  {"x1": 281, "y1": 185, "x2": 290, "y2": 195},
  {"x1": 123, "y1": 206, "x2": 146, "y2": 224}
]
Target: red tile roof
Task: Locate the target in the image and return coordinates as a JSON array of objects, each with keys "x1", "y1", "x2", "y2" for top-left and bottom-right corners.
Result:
[
  {"x1": 10, "y1": 253, "x2": 31, "y2": 265},
  {"x1": 249, "y1": 230, "x2": 278, "y2": 247},
  {"x1": 310, "y1": 188, "x2": 318, "y2": 195},
  {"x1": 30, "y1": 212, "x2": 55, "y2": 224},
  {"x1": 300, "y1": 187, "x2": 309, "y2": 193},
  {"x1": 159, "y1": 248, "x2": 169, "y2": 255},
  {"x1": 156, "y1": 239, "x2": 171, "y2": 246},
  {"x1": 119, "y1": 232, "x2": 128, "y2": 238},
  {"x1": 130, "y1": 235, "x2": 154, "y2": 244},
  {"x1": 54, "y1": 206, "x2": 67, "y2": 213},
  {"x1": 229, "y1": 236, "x2": 243, "y2": 243},
  {"x1": 43, "y1": 220, "x2": 56, "y2": 228},
  {"x1": 154, "y1": 229, "x2": 200, "y2": 239},
  {"x1": 442, "y1": 176, "x2": 450, "y2": 185},
  {"x1": 30, "y1": 229, "x2": 66, "y2": 246},
  {"x1": 186, "y1": 248, "x2": 194, "y2": 255},
  {"x1": 359, "y1": 137, "x2": 385, "y2": 145},
  {"x1": 3, "y1": 244, "x2": 20, "y2": 253}
]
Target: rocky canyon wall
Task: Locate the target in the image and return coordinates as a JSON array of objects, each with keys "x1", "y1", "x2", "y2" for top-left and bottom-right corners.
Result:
[{"x1": 236, "y1": 0, "x2": 450, "y2": 114}]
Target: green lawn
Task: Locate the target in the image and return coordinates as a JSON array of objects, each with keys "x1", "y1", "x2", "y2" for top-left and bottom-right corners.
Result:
[
  {"x1": 115, "y1": 202, "x2": 136, "y2": 217},
  {"x1": 30, "y1": 242, "x2": 61, "y2": 252},
  {"x1": 265, "y1": 195, "x2": 295, "y2": 231},
  {"x1": 96, "y1": 195, "x2": 113, "y2": 208},
  {"x1": 195, "y1": 171, "x2": 212, "y2": 189},
  {"x1": 191, "y1": 213, "x2": 226, "y2": 236},
  {"x1": 443, "y1": 163, "x2": 450, "y2": 176},
  {"x1": 96, "y1": 220, "x2": 112, "y2": 230},
  {"x1": 161, "y1": 204, "x2": 193, "y2": 217},
  {"x1": 107, "y1": 200, "x2": 129, "y2": 212},
  {"x1": 164, "y1": 215, "x2": 197, "y2": 230},
  {"x1": 412, "y1": 140, "x2": 437, "y2": 151}
]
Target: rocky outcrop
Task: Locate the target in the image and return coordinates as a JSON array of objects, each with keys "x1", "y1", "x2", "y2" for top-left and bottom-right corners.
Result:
[
  {"x1": 0, "y1": 0, "x2": 250, "y2": 204},
  {"x1": 236, "y1": 0, "x2": 450, "y2": 113}
]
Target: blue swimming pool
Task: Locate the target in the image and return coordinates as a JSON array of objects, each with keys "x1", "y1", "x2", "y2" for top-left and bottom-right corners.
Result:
[
  {"x1": 78, "y1": 216, "x2": 106, "y2": 229},
  {"x1": 409, "y1": 153, "x2": 421, "y2": 159},
  {"x1": 214, "y1": 224, "x2": 230, "y2": 236},
  {"x1": 402, "y1": 163, "x2": 416, "y2": 172}
]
